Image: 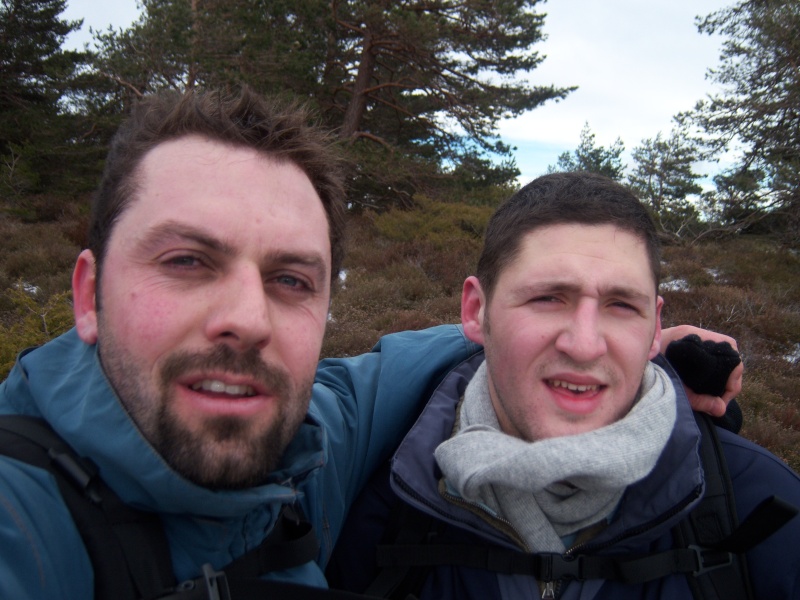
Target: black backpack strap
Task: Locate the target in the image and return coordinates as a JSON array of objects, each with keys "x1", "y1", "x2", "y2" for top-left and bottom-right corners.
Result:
[
  {"x1": 223, "y1": 504, "x2": 320, "y2": 578},
  {"x1": 227, "y1": 578, "x2": 395, "y2": 600},
  {"x1": 0, "y1": 415, "x2": 177, "y2": 600},
  {"x1": 672, "y1": 413, "x2": 797, "y2": 600},
  {"x1": 365, "y1": 500, "x2": 441, "y2": 599},
  {"x1": 371, "y1": 414, "x2": 798, "y2": 595},
  {"x1": 672, "y1": 411, "x2": 750, "y2": 599},
  {"x1": 157, "y1": 563, "x2": 389, "y2": 600},
  {"x1": 0, "y1": 416, "x2": 386, "y2": 600},
  {"x1": 160, "y1": 504, "x2": 363, "y2": 600}
]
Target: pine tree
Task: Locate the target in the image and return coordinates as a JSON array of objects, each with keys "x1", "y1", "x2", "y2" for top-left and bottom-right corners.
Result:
[
  {"x1": 628, "y1": 127, "x2": 703, "y2": 235},
  {"x1": 0, "y1": 0, "x2": 92, "y2": 200},
  {"x1": 693, "y1": 0, "x2": 800, "y2": 242},
  {"x1": 91, "y1": 0, "x2": 573, "y2": 207},
  {"x1": 548, "y1": 123, "x2": 626, "y2": 181}
]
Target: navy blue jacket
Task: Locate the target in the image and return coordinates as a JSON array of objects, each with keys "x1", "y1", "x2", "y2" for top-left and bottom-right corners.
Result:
[{"x1": 328, "y1": 353, "x2": 800, "y2": 599}]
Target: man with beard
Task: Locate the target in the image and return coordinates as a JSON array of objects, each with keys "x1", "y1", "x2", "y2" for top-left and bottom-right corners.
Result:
[{"x1": 0, "y1": 89, "x2": 741, "y2": 600}]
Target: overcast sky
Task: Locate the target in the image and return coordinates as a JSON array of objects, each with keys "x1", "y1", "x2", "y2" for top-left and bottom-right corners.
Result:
[{"x1": 63, "y1": 0, "x2": 731, "y2": 183}]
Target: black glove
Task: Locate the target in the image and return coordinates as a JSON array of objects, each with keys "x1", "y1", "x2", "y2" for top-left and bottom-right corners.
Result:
[
  {"x1": 665, "y1": 334, "x2": 741, "y2": 397},
  {"x1": 665, "y1": 334, "x2": 743, "y2": 433}
]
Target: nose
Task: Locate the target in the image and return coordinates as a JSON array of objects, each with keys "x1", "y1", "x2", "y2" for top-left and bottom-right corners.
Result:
[
  {"x1": 206, "y1": 266, "x2": 271, "y2": 352},
  {"x1": 554, "y1": 299, "x2": 607, "y2": 363}
]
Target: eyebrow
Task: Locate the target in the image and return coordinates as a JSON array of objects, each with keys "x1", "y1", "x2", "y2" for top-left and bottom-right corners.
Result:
[
  {"x1": 136, "y1": 221, "x2": 236, "y2": 257},
  {"x1": 137, "y1": 221, "x2": 329, "y2": 282},
  {"x1": 514, "y1": 281, "x2": 652, "y2": 303}
]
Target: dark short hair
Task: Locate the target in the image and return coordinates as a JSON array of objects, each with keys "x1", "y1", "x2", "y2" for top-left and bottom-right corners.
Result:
[
  {"x1": 89, "y1": 86, "x2": 348, "y2": 287},
  {"x1": 477, "y1": 172, "x2": 661, "y2": 300}
]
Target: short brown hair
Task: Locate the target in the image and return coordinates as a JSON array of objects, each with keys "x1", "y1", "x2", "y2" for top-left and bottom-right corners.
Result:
[
  {"x1": 477, "y1": 172, "x2": 661, "y2": 301},
  {"x1": 89, "y1": 87, "x2": 347, "y2": 287}
]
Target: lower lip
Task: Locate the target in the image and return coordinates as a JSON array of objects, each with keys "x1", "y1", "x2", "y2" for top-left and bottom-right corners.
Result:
[
  {"x1": 180, "y1": 386, "x2": 275, "y2": 418},
  {"x1": 549, "y1": 386, "x2": 603, "y2": 416}
]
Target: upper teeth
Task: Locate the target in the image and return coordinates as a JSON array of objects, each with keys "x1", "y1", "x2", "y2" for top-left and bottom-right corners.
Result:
[
  {"x1": 551, "y1": 380, "x2": 599, "y2": 393},
  {"x1": 191, "y1": 380, "x2": 256, "y2": 396}
]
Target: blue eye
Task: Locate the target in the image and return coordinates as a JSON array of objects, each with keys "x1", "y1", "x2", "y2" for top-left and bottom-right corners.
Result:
[
  {"x1": 274, "y1": 275, "x2": 312, "y2": 291},
  {"x1": 164, "y1": 255, "x2": 203, "y2": 268},
  {"x1": 278, "y1": 275, "x2": 300, "y2": 286}
]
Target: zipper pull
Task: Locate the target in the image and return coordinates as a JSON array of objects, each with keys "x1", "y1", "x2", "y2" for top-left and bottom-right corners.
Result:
[{"x1": 541, "y1": 581, "x2": 555, "y2": 599}]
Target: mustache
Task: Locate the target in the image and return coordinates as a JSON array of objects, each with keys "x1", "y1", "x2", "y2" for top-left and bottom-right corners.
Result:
[{"x1": 159, "y1": 344, "x2": 292, "y2": 397}]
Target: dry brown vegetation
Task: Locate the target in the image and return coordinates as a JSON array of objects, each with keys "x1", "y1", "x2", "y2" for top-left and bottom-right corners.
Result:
[{"x1": 1, "y1": 199, "x2": 798, "y2": 471}]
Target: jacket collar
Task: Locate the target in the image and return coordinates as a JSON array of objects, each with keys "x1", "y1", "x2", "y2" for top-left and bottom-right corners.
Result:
[
  {"x1": 6, "y1": 328, "x2": 326, "y2": 518},
  {"x1": 390, "y1": 352, "x2": 705, "y2": 551}
]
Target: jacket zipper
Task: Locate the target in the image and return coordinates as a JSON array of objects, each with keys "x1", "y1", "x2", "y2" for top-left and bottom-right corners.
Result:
[
  {"x1": 564, "y1": 484, "x2": 702, "y2": 558},
  {"x1": 439, "y1": 487, "x2": 563, "y2": 600},
  {"x1": 541, "y1": 581, "x2": 556, "y2": 599},
  {"x1": 397, "y1": 476, "x2": 577, "y2": 599}
]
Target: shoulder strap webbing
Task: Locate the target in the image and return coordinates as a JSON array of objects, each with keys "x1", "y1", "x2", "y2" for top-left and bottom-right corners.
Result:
[
  {"x1": 364, "y1": 500, "x2": 440, "y2": 599},
  {"x1": 160, "y1": 566, "x2": 388, "y2": 600},
  {"x1": 0, "y1": 415, "x2": 177, "y2": 600},
  {"x1": 672, "y1": 413, "x2": 796, "y2": 599},
  {"x1": 673, "y1": 412, "x2": 752, "y2": 600},
  {"x1": 373, "y1": 497, "x2": 795, "y2": 587},
  {"x1": 224, "y1": 504, "x2": 320, "y2": 578}
]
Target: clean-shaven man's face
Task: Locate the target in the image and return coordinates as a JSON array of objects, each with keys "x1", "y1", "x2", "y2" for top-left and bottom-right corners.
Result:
[{"x1": 461, "y1": 223, "x2": 663, "y2": 441}]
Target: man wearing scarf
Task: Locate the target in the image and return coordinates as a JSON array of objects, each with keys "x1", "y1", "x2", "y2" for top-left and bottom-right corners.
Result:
[{"x1": 328, "y1": 172, "x2": 800, "y2": 599}]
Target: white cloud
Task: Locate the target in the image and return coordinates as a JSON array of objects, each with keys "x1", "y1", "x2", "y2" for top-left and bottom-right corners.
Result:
[
  {"x1": 500, "y1": 0, "x2": 731, "y2": 182},
  {"x1": 62, "y1": 0, "x2": 141, "y2": 50}
]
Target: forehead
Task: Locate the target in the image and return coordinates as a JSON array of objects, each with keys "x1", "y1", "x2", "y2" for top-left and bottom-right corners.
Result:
[
  {"x1": 110, "y1": 135, "x2": 331, "y2": 263},
  {"x1": 498, "y1": 223, "x2": 656, "y2": 293}
]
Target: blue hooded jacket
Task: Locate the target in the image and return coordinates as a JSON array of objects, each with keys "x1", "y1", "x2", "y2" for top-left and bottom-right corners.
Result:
[
  {"x1": 328, "y1": 352, "x2": 800, "y2": 599},
  {"x1": 0, "y1": 325, "x2": 480, "y2": 600}
]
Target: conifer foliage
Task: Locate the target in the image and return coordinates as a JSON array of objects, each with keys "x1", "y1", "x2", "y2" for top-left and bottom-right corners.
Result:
[
  {"x1": 90, "y1": 0, "x2": 573, "y2": 207},
  {"x1": 692, "y1": 0, "x2": 800, "y2": 241},
  {"x1": 0, "y1": 0, "x2": 91, "y2": 199}
]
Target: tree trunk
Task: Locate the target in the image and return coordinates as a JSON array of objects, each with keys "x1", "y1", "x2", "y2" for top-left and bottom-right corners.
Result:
[{"x1": 339, "y1": 29, "x2": 374, "y2": 141}]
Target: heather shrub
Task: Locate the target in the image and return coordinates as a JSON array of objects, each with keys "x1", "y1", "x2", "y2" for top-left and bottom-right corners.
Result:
[
  {"x1": 338, "y1": 265, "x2": 435, "y2": 313},
  {"x1": 322, "y1": 309, "x2": 378, "y2": 358},
  {"x1": 0, "y1": 286, "x2": 73, "y2": 379},
  {"x1": 0, "y1": 220, "x2": 79, "y2": 293},
  {"x1": 739, "y1": 376, "x2": 799, "y2": 470},
  {"x1": 661, "y1": 236, "x2": 799, "y2": 471},
  {"x1": 372, "y1": 196, "x2": 492, "y2": 248}
]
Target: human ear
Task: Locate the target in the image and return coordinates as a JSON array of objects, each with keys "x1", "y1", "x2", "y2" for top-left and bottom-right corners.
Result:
[
  {"x1": 648, "y1": 295, "x2": 664, "y2": 359},
  {"x1": 72, "y1": 249, "x2": 98, "y2": 344},
  {"x1": 461, "y1": 276, "x2": 488, "y2": 345}
]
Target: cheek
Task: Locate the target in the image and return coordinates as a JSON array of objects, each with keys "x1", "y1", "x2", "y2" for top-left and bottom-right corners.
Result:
[
  {"x1": 273, "y1": 310, "x2": 327, "y2": 373},
  {"x1": 103, "y1": 291, "x2": 191, "y2": 359},
  {"x1": 497, "y1": 323, "x2": 550, "y2": 366}
]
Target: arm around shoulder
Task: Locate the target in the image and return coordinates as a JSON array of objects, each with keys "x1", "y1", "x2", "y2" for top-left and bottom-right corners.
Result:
[{"x1": 312, "y1": 325, "x2": 480, "y2": 509}]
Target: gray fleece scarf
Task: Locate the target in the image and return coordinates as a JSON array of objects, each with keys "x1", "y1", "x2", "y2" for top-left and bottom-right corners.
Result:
[{"x1": 434, "y1": 361, "x2": 676, "y2": 553}]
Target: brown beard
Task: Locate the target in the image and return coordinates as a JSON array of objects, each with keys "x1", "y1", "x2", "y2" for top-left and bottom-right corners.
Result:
[{"x1": 99, "y1": 338, "x2": 311, "y2": 490}]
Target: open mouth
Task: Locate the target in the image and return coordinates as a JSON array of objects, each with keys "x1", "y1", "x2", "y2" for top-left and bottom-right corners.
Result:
[
  {"x1": 190, "y1": 379, "x2": 257, "y2": 398},
  {"x1": 547, "y1": 379, "x2": 603, "y2": 396}
]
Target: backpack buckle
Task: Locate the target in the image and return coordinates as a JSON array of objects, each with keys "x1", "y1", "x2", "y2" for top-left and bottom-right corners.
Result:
[
  {"x1": 689, "y1": 545, "x2": 733, "y2": 576},
  {"x1": 200, "y1": 564, "x2": 231, "y2": 600},
  {"x1": 167, "y1": 564, "x2": 231, "y2": 600}
]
